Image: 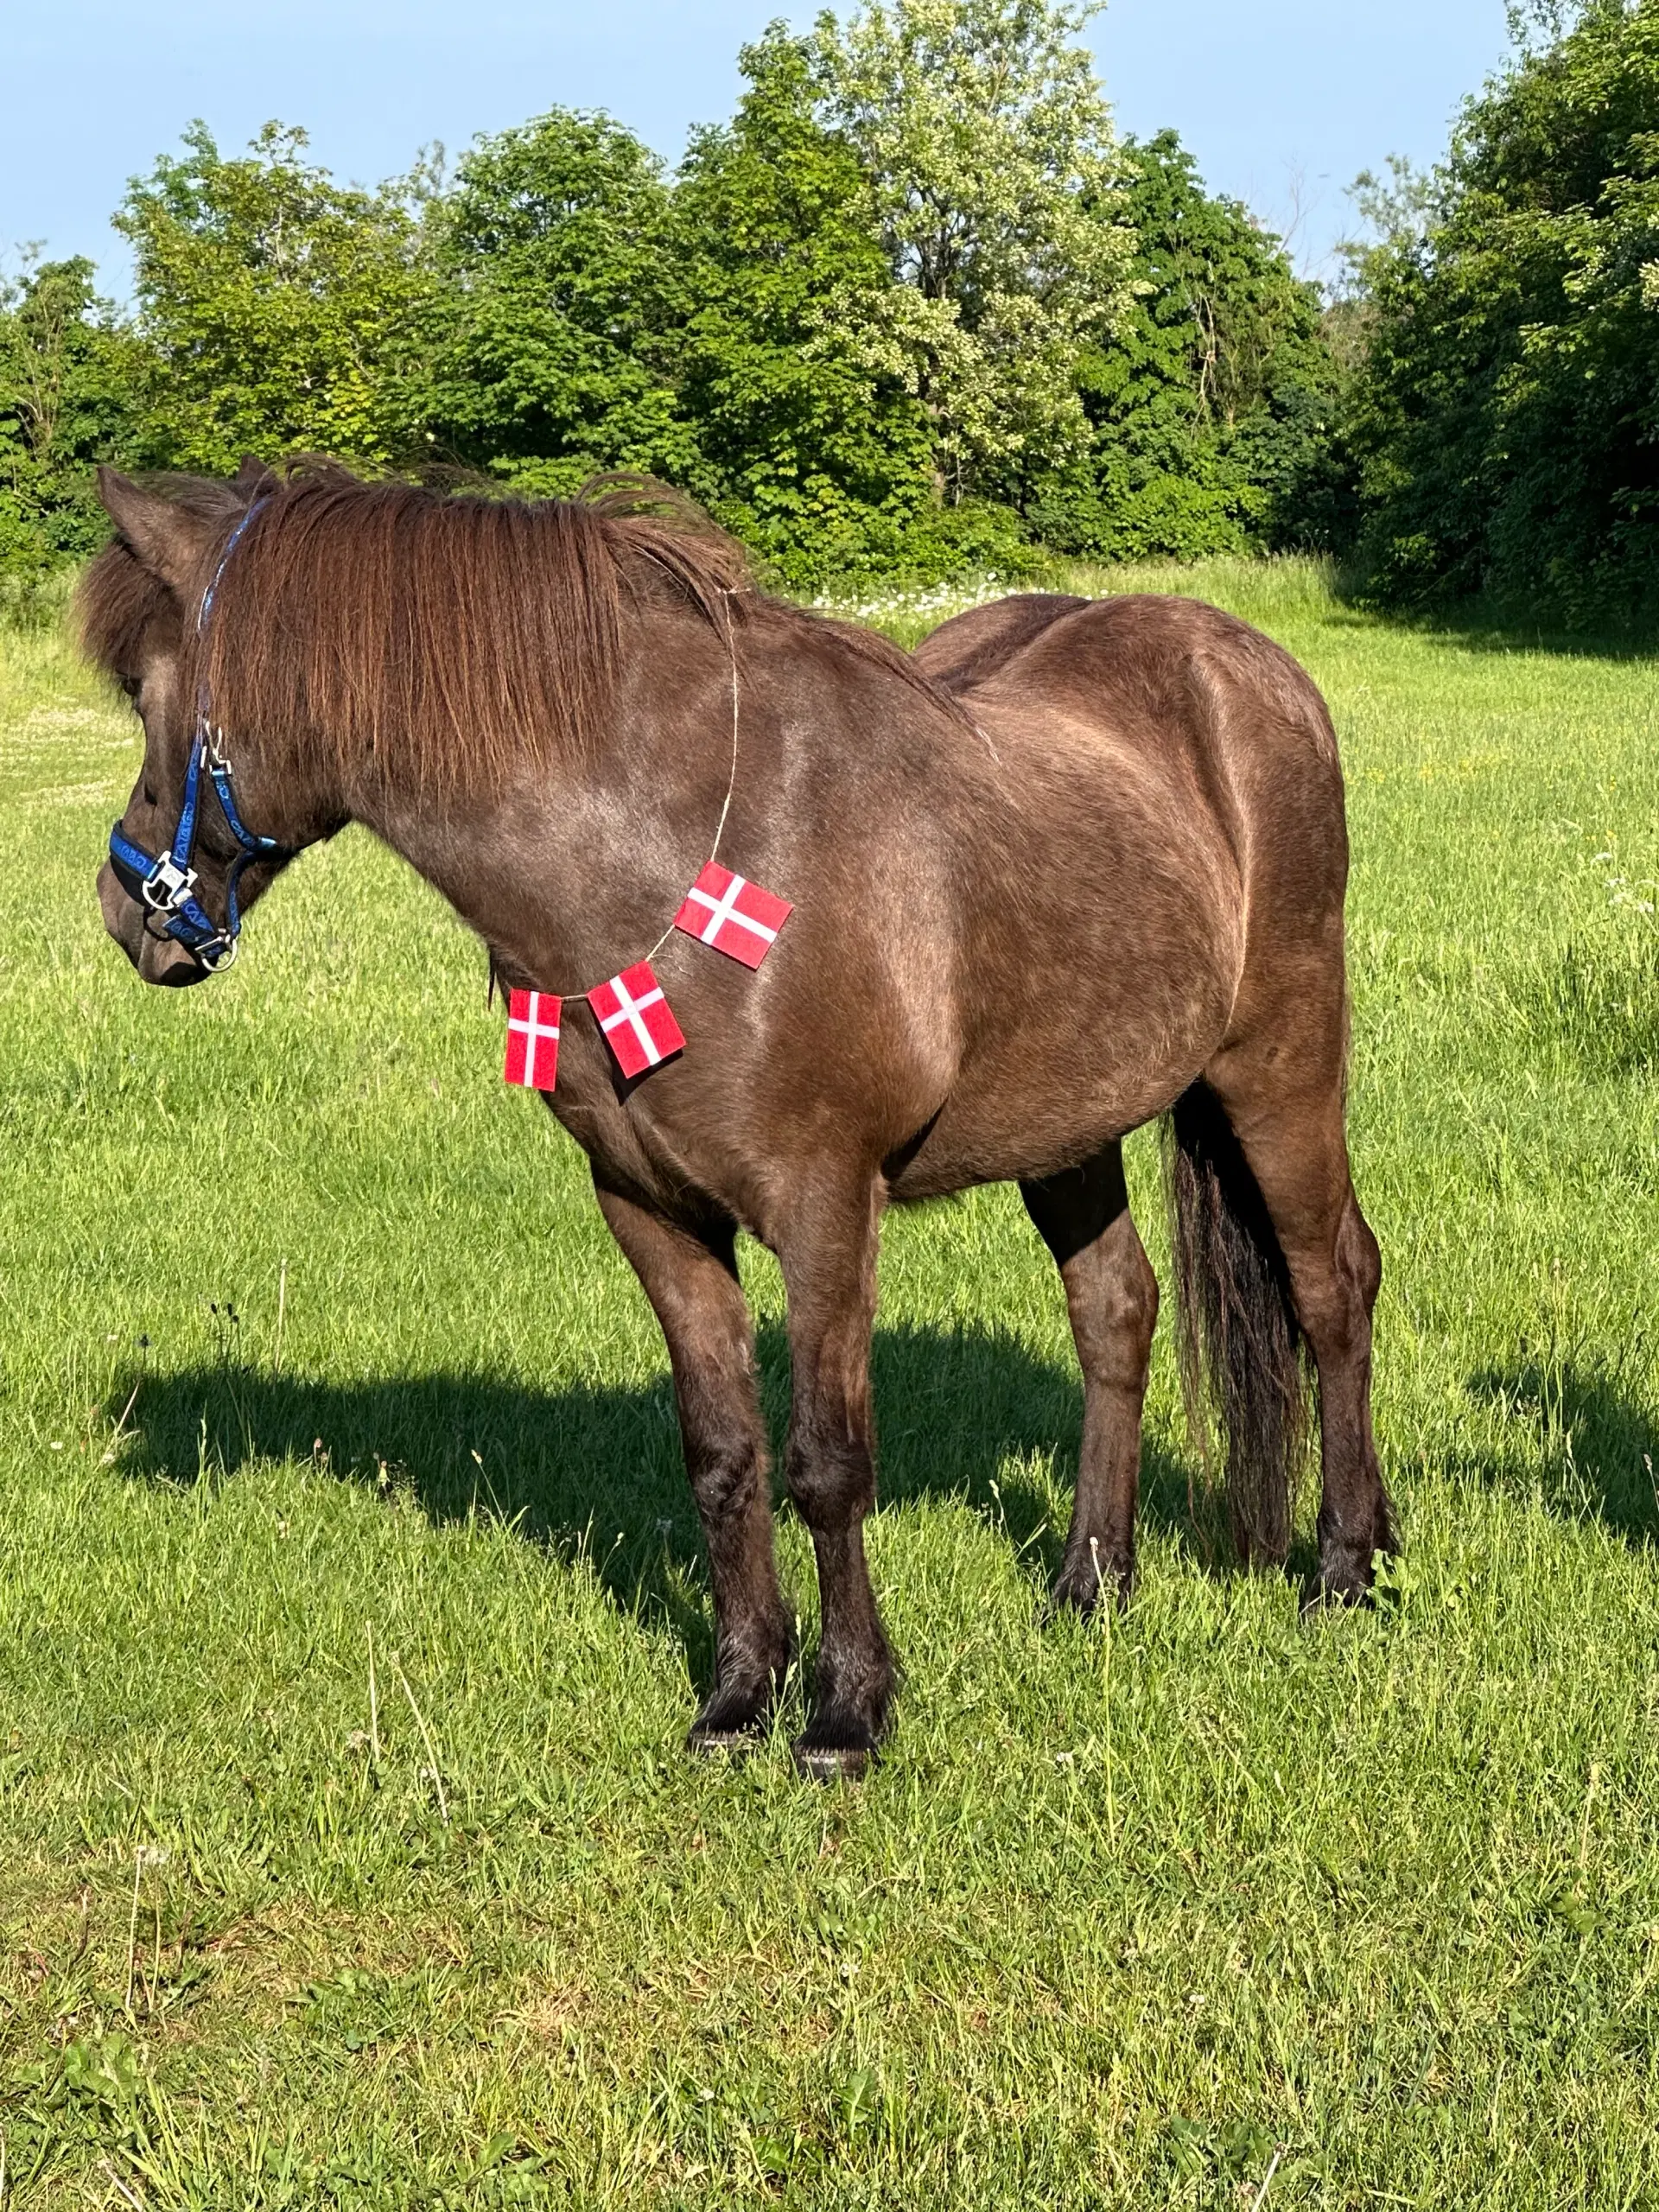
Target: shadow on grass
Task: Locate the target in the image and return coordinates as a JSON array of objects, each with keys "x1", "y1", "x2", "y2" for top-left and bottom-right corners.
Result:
[
  {"x1": 1465, "y1": 1357, "x2": 1659, "y2": 1545},
  {"x1": 114, "y1": 1321, "x2": 1207, "y2": 1680},
  {"x1": 1330, "y1": 573, "x2": 1659, "y2": 663}
]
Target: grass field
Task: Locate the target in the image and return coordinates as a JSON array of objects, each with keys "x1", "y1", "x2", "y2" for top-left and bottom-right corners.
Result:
[{"x1": 3, "y1": 557, "x2": 1659, "y2": 2206}]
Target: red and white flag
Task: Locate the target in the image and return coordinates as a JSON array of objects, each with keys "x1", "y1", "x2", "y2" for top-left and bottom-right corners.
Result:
[
  {"x1": 504, "y1": 988, "x2": 561, "y2": 1090},
  {"x1": 673, "y1": 861, "x2": 791, "y2": 970},
  {"x1": 587, "y1": 960, "x2": 685, "y2": 1079}
]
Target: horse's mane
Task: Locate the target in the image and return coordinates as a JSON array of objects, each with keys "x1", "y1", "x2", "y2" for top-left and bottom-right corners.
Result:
[{"x1": 78, "y1": 462, "x2": 975, "y2": 791}]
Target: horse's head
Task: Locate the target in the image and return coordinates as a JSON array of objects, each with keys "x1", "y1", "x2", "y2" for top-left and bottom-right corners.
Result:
[{"x1": 84, "y1": 461, "x2": 323, "y2": 986}]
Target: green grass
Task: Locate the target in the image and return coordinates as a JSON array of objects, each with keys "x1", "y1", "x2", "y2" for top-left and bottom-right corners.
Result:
[{"x1": 4, "y1": 556, "x2": 1659, "y2": 2206}]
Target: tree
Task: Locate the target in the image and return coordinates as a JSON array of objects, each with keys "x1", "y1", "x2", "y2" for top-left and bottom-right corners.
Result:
[
  {"x1": 422, "y1": 110, "x2": 696, "y2": 493},
  {"x1": 116, "y1": 122, "x2": 434, "y2": 472},
  {"x1": 669, "y1": 26, "x2": 935, "y2": 582},
  {"x1": 0, "y1": 255, "x2": 142, "y2": 573},
  {"x1": 1347, "y1": 0, "x2": 1659, "y2": 623},
  {"x1": 806, "y1": 0, "x2": 1135, "y2": 503},
  {"x1": 1033, "y1": 132, "x2": 1349, "y2": 559}
]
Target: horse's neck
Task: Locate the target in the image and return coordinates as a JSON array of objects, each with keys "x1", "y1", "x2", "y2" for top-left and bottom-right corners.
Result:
[{"x1": 348, "y1": 643, "x2": 738, "y2": 995}]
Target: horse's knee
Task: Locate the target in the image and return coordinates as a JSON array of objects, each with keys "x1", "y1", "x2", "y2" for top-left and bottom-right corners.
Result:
[
  {"x1": 689, "y1": 1435, "x2": 765, "y2": 1523},
  {"x1": 785, "y1": 1426, "x2": 874, "y2": 1529}
]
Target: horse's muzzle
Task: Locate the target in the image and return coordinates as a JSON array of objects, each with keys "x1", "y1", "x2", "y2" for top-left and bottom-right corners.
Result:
[{"x1": 98, "y1": 861, "x2": 207, "y2": 988}]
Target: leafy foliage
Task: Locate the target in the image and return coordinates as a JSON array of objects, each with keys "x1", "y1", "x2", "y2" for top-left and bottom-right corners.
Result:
[
  {"x1": 0, "y1": 0, "x2": 1354, "y2": 583},
  {"x1": 666, "y1": 29, "x2": 935, "y2": 582},
  {"x1": 421, "y1": 111, "x2": 696, "y2": 493},
  {"x1": 808, "y1": 0, "x2": 1135, "y2": 503},
  {"x1": 0, "y1": 257, "x2": 140, "y2": 574},
  {"x1": 115, "y1": 122, "x2": 434, "y2": 473},
  {"x1": 1033, "y1": 132, "x2": 1349, "y2": 561},
  {"x1": 1347, "y1": 0, "x2": 1659, "y2": 625}
]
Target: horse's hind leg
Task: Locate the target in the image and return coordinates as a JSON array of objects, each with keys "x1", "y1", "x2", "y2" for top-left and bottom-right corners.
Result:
[
  {"x1": 1021, "y1": 1144, "x2": 1158, "y2": 1610},
  {"x1": 594, "y1": 1179, "x2": 791, "y2": 1747},
  {"x1": 1205, "y1": 1046, "x2": 1394, "y2": 1603}
]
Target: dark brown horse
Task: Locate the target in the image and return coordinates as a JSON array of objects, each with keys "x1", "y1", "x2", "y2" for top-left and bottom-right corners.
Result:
[{"x1": 82, "y1": 462, "x2": 1394, "y2": 1778}]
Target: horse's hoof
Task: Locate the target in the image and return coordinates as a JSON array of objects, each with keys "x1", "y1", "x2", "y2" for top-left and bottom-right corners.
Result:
[
  {"x1": 1301, "y1": 1567, "x2": 1374, "y2": 1615},
  {"x1": 791, "y1": 1737, "x2": 874, "y2": 1783},
  {"x1": 1047, "y1": 1561, "x2": 1131, "y2": 1619},
  {"x1": 686, "y1": 1694, "x2": 772, "y2": 1757},
  {"x1": 685, "y1": 1662, "x2": 785, "y2": 1757}
]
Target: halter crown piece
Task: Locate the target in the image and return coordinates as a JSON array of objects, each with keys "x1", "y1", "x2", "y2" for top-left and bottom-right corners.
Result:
[{"x1": 106, "y1": 496, "x2": 292, "y2": 973}]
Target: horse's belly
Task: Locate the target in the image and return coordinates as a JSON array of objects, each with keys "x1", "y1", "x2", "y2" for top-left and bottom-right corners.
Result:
[
  {"x1": 893, "y1": 1021, "x2": 1227, "y2": 1196},
  {"x1": 887, "y1": 891, "x2": 1241, "y2": 1198}
]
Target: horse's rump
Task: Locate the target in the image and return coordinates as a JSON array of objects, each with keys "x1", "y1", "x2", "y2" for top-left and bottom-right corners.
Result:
[{"x1": 918, "y1": 588, "x2": 1355, "y2": 1564}]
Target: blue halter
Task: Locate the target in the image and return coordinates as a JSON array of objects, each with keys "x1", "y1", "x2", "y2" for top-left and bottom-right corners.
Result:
[{"x1": 106, "y1": 497, "x2": 290, "y2": 974}]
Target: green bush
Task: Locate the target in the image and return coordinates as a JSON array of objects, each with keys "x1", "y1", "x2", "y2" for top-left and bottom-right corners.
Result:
[
  {"x1": 1347, "y1": 0, "x2": 1659, "y2": 626},
  {"x1": 1043, "y1": 130, "x2": 1347, "y2": 562},
  {"x1": 0, "y1": 257, "x2": 143, "y2": 575}
]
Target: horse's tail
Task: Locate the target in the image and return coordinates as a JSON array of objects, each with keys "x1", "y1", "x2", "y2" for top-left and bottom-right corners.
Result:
[{"x1": 1161, "y1": 1079, "x2": 1312, "y2": 1565}]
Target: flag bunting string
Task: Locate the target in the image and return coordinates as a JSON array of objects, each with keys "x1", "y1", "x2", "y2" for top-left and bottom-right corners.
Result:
[{"x1": 503, "y1": 595, "x2": 792, "y2": 1094}]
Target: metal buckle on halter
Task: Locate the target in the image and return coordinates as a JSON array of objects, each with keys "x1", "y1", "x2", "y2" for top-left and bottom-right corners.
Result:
[
  {"x1": 141, "y1": 854, "x2": 198, "y2": 912},
  {"x1": 194, "y1": 931, "x2": 238, "y2": 974}
]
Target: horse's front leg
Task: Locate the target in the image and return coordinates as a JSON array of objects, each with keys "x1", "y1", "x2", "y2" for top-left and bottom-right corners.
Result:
[
  {"x1": 777, "y1": 1176, "x2": 893, "y2": 1780},
  {"x1": 594, "y1": 1177, "x2": 791, "y2": 1750}
]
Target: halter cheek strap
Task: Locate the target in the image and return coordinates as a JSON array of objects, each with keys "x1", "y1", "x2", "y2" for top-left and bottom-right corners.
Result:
[{"x1": 106, "y1": 497, "x2": 292, "y2": 973}]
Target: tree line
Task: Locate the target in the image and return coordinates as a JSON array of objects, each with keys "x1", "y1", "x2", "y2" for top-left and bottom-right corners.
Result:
[
  {"x1": 0, "y1": 1, "x2": 1342, "y2": 589},
  {"x1": 4, "y1": 0, "x2": 1656, "y2": 624}
]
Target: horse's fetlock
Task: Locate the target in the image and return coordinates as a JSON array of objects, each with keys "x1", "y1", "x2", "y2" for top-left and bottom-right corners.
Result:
[
  {"x1": 718, "y1": 1611, "x2": 793, "y2": 1688},
  {"x1": 1313, "y1": 1517, "x2": 1382, "y2": 1602}
]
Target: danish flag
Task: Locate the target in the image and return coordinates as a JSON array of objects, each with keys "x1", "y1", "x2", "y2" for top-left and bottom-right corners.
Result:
[
  {"x1": 673, "y1": 861, "x2": 792, "y2": 970},
  {"x1": 504, "y1": 988, "x2": 561, "y2": 1090},
  {"x1": 587, "y1": 960, "x2": 685, "y2": 1079}
]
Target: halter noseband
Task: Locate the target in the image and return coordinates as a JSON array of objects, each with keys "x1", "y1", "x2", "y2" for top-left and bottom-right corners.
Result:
[{"x1": 107, "y1": 497, "x2": 291, "y2": 974}]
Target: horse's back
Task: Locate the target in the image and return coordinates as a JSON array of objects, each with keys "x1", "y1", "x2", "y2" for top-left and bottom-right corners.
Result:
[
  {"x1": 920, "y1": 589, "x2": 1348, "y2": 921},
  {"x1": 922, "y1": 590, "x2": 1337, "y2": 762},
  {"x1": 912, "y1": 592, "x2": 1090, "y2": 692}
]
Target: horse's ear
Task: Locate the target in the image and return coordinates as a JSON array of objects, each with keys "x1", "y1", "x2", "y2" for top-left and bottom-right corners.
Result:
[
  {"x1": 95, "y1": 467, "x2": 220, "y2": 596},
  {"x1": 233, "y1": 454, "x2": 276, "y2": 493}
]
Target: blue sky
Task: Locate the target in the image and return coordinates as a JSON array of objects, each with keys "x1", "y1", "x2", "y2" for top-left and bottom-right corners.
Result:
[{"x1": 9, "y1": 0, "x2": 1510, "y2": 296}]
